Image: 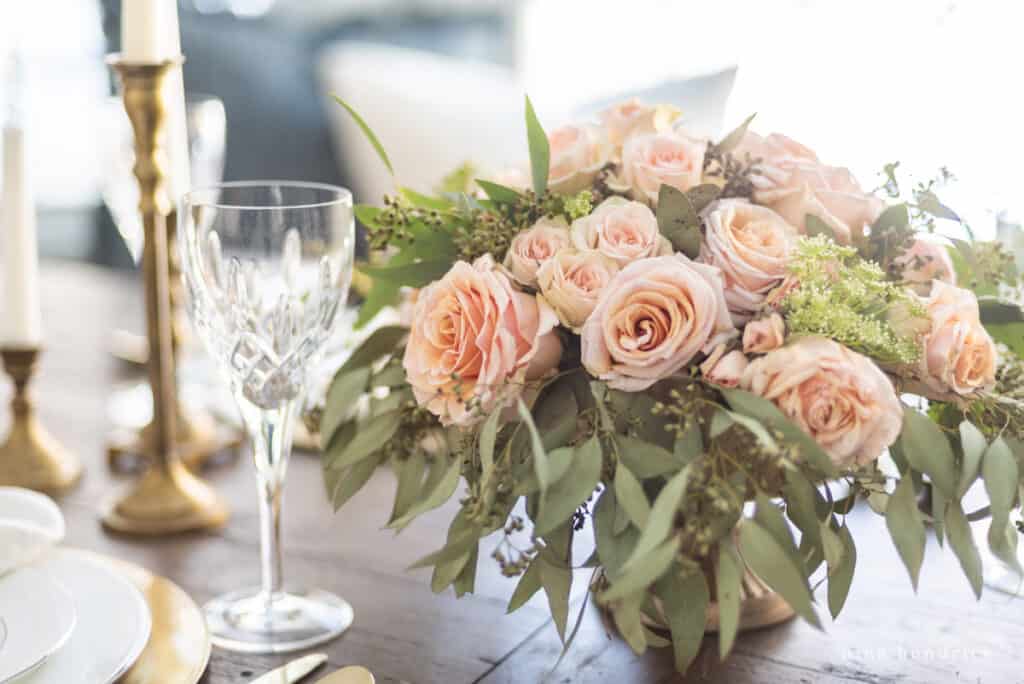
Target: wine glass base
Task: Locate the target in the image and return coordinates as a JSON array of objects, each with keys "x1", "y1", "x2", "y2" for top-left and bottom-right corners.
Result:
[{"x1": 204, "y1": 587, "x2": 353, "y2": 654}]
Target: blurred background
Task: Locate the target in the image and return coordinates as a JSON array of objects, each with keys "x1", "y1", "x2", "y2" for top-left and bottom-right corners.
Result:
[{"x1": 1, "y1": 0, "x2": 1022, "y2": 271}]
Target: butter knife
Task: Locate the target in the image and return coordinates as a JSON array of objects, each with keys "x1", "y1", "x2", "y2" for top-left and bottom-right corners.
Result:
[{"x1": 252, "y1": 654, "x2": 328, "y2": 684}]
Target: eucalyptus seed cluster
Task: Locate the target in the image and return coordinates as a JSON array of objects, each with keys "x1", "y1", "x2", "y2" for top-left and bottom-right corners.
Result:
[
  {"x1": 651, "y1": 383, "x2": 716, "y2": 440},
  {"x1": 381, "y1": 402, "x2": 442, "y2": 463},
  {"x1": 703, "y1": 148, "x2": 762, "y2": 199},
  {"x1": 364, "y1": 194, "x2": 448, "y2": 251},
  {"x1": 491, "y1": 516, "x2": 537, "y2": 577}
]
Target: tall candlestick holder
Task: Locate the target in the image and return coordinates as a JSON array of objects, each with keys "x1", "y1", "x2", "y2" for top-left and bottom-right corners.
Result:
[
  {"x1": 0, "y1": 348, "x2": 81, "y2": 494},
  {"x1": 101, "y1": 55, "x2": 228, "y2": 534}
]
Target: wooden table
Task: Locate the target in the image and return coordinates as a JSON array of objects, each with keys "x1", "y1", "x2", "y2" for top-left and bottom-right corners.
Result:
[{"x1": 12, "y1": 262, "x2": 1024, "y2": 683}]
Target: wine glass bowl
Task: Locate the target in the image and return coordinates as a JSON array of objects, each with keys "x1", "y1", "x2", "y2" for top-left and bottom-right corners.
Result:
[{"x1": 179, "y1": 181, "x2": 354, "y2": 653}]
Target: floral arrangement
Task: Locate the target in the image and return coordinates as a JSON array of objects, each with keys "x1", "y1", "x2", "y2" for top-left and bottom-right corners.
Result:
[{"x1": 319, "y1": 96, "x2": 1024, "y2": 672}]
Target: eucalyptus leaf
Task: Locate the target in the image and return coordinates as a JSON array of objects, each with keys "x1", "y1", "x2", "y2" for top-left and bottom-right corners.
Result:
[
  {"x1": 656, "y1": 185, "x2": 702, "y2": 258},
  {"x1": 476, "y1": 179, "x2": 522, "y2": 204},
  {"x1": 982, "y1": 437, "x2": 1018, "y2": 544},
  {"x1": 514, "y1": 447, "x2": 575, "y2": 496},
  {"x1": 715, "y1": 539, "x2": 742, "y2": 659},
  {"x1": 602, "y1": 537, "x2": 681, "y2": 602},
  {"x1": 885, "y1": 474, "x2": 926, "y2": 590},
  {"x1": 685, "y1": 184, "x2": 722, "y2": 214},
  {"x1": 754, "y1": 495, "x2": 795, "y2": 549},
  {"x1": 389, "y1": 455, "x2": 462, "y2": 530},
  {"x1": 614, "y1": 464, "x2": 652, "y2": 529},
  {"x1": 616, "y1": 435, "x2": 680, "y2": 478},
  {"x1": 324, "y1": 410, "x2": 402, "y2": 471},
  {"x1": 389, "y1": 453, "x2": 427, "y2": 524},
  {"x1": 410, "y1": 525, "x2": 481, "y2": 570},
  {"x1": 716, "y1": 113, "x2": 756, "y2": 153},
  {"x1": 916, "y1": 190, "x2": 961, "y2": 222},
  {"x1": 610, "y1": 592, "x2": 648, "y2": 655},
  {"x1": 507, "y1": 559, "x2": 542, "y2": 613},
  {"x1": 399, "y1": 186, "x2": 452, "y2": 210},
  {"x1": 739, "y1": 521, "x2": 821, "y2": 629},
  {"x1": 782, "y1": 470, "x2": 823, "y2": 553},
  {"x1": 984, "y1": 321, "x2": 1024, "y2": 357},
  {"x1": 361, "y1": 259, "x2": 453, "y2": 288},
  {"x1": 324, "y1": 449, "x2": 383, "y2": 511},
  {"x1": 320, "y1": 367, "x2": 371, "y2": 449},
  {"x1": 945, "y1": 502, "x2": 983, "y2": 598},
  {"x1": 958, "y1": 421, "x2": 988, "y2": 497},
  {"x1": 535, "y1": 437, "x2": 603, "y2": 536},
  {"x1": 988, "y1": 518, "x2": 1024, "y2": 576},
  {"x1": 827, "y1": 523, "x2": 856, "y2": 619},
  {"x1": 333, "y1": 95, "x2": 394, "y2": 175},
  {"x1": 519, "y1": 399, "x2": 550, "y2": 493},
  {"x1": 932, "y1": 486, "x2": 948, "y2": 547},
  {"x1": 479, "y1": 409, "x2": 501, "y2": 481},
  {"x1": 594, "y1": 489, "x2": 640, "y2": 578},
  {"x1": 622, "y1": 468, "x2": 690, "y2": 573},
  {"x1": 655, "y1": 567, "x2": 709, "y2": 672},
  {"x1": 430, "y1": 512, "x2": 476, "y2": 592},
  {"x1": 336, "y1": 325, "x2": 409, "y2": 376},
  {"x1": 453, "y1": 543, "x2": 478, "y2": 598},
  {"x1": 873, "y1": 203, "x2": 910, "y2": 231},
  {"x1": 539, "y1": 554, "x2": 573, "y2": 641},
  {"x1": 524, "y1": 95, "x2": 549, "y2": 195},
  {"x1": 899, "y1": 408, "x2": 957, "y2": 499}
]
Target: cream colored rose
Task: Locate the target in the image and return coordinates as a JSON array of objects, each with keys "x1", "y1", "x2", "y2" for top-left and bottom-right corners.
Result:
[
  {"x1": 918, "y1": 281, "x2": 997, "y2": 396},
  {"x1": 620, "y1": 130, "x2": 707, "y2": 205},
  {"x1": 732, "y1": 131, "x2": 819, "y2": 193},
  {"x1": 503, "y1": 217, "x2": 571, "y2": 287},
  {"x1": 740, "y1": 336, "x2": 902, "y2": 468},
  {"x1": 895, "y1": 237, "x2": 957, "y2": 294},
  {"x1": 403, "y1": 256, "x2": 562, "y2": 427},
  {"x1": 700, "y1": 345, "x2": 748, "y2": 388},
  {"x1": 598, "y1": 99, "x2": 681, "y2": 147},
  {"x1": 698, "y1": 199, "x2": 797, "y2": 322},
  {"x1": 756, "y1": 161, "x2": 884, "y2": 245},
  {"x1": 581, "y1": 254, "x2": 737, "y2": 391},
  {"x1": 547, "y1": 123, "x2": 611, "y2": 194},
  {"x1": 536, "y1": 248, "x2": 620, "y2": 332},
  {"x1": 743, "y1": 313, "x2": 786, "y2": 353},
  {"x1": 570, "y1": 196, "x2": 672, "y2": 267}
]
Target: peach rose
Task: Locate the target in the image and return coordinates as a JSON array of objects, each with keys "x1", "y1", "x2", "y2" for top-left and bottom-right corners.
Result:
[
  {"x1": 598, "y1": 99, "x2": 681, "y2": 147},
  {"x1": 918, "y1": 281, "x2": 997, "y2": 396},
  {"x1": 503, "y1": 217, "x2": 571, "y2": 287},
  {"x1": 895, "y1": 237, "x2": 957, "y2": 294},
  {"x1": 743, "y1": 313, "x2": 786, "y2": 353},
  {"x1": 756, "y1": 161, "x2": 884, "y2": 245},
  {"x1": 740, "y1": 336, "x2": 902, "y2": 468},
  {"x1": 547, "y1": 123, "x2": 611, "y2": 194},
  {"x1": 732, "y1": 131, "x2": 818, "y2": 193},
  {"x1": 581, "y1": 254, "x2": 737, "y2": 391},
  {"x1": 570, "y1": 196, "x2": 672, "y2": 267},
  {"x1": 403, "y1": 256, "x2": 562, "y2": 426},
  {"x1": 698, "y1": 199, "x2": 797, "y2": 322},
  {"x1": 536, "y1": 248, "x2": 620, "y2": 332},
  {"x1": 700, "y1": 345, "x2": 748, "y2": 388},
  {"x1": 620, "y1": 130, "x2": 707, "y2": 205}
]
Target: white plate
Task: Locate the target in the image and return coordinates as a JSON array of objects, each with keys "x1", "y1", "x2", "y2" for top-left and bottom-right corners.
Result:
[
  {"x1": 15, "y1": 550, "x2": 151, "y2": 684},
  {"x1": 0, "y1": 567, "x2": 75, "y2": 683}
]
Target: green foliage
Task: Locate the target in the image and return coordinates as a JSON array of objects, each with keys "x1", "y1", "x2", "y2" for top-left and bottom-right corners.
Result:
[
  {"x1": 656, "y1": 184, "x2": 721, "y2": 258},
  {"x1": 332, "y1": 95, "x2": 394, "y2": 175},
  {"x1": 782, "y1": 235, "x2": 924, "y2": 364},
  {"x1": 524, "y1": 95, "x2": 550, "y2": 195}
]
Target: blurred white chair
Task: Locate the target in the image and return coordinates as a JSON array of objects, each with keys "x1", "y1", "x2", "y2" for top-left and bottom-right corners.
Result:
[{"x1": 318, "y1": 41, "x2": 736, "y2": 204}]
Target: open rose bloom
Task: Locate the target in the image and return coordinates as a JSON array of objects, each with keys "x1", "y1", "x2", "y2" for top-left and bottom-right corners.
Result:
[{"x1": 324, "y1": 95, "x2": 1024, "y2": 672}]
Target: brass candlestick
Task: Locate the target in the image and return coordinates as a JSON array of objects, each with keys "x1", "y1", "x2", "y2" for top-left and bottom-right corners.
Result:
[
  {"x1": 0, "y1": 348, "x2": 81, "y2": 494},
  {"x1": 101, "y1": 55, "x2": 228, "y2": 534}
]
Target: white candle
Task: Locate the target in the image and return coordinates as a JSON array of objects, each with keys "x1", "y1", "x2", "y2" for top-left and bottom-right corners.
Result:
[
  {"x1": 1, "y1": 125, "x2": 42, "y2": 347},
  {"x1": 121, "y1": 0, "x2": 177, "y2": 63},
  {"x1": 120, "y1": 0, "x2": 191, "y2": 202}
]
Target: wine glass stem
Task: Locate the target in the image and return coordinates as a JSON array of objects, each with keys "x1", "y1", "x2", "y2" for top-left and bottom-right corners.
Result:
[{"x1": 251, "y1": 400, "x2": 296, "y2": 610}]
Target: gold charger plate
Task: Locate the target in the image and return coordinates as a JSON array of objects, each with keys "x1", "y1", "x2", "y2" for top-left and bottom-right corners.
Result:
[{"x1": 74, "y1": 550, "x2": 211, "y2": 684}]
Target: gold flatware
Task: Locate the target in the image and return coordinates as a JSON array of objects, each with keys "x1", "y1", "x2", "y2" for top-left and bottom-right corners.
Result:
[
  {"x1": 252, "y1": 653, "x2": 328, "y2": 684},
  {"x1": 315, "y1": 666, "x2": 376, "y2": 684}
]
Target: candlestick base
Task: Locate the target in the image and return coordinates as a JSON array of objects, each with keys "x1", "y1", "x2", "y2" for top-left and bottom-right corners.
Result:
[
  {"x1": 107, "y1": 403, "x2": 242, "y2": 473},
  {"x1": 101, "y1": 459, "x2": 228, "y2": 535},
  {"x1": 0, "y1": 348, "x2": 81, "y2": 495}
]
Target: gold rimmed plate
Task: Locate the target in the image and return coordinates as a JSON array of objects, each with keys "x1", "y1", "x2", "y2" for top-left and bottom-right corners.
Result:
[{"x1": 82, "y1": 551, "x2": 211, "y2": 684}]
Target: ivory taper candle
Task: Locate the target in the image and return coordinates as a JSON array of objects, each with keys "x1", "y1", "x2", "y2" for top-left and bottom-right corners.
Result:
[{"x1": 1, "y1": 122, "x2": 42, "y2": 347}]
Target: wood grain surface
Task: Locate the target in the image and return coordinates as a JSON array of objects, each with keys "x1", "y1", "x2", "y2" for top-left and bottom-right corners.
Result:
[{"x1": 11, "y1": 262, "x2": 1023, "y2": 684}]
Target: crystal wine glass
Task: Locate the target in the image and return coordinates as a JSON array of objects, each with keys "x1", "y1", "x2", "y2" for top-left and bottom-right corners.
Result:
[{"x1": 179, "y1": 181, "x2": 355, "y2": 653}]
